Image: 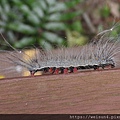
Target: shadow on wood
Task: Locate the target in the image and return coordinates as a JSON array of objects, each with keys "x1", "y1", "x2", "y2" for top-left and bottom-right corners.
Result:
[{"x1": 0, "y1": 69, "x2": 120, "y2": 114}]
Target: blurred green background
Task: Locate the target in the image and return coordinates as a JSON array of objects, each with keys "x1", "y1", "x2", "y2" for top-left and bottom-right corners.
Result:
[{"x1": 0, "y1": 0, "x2": 120, "y2": 50}]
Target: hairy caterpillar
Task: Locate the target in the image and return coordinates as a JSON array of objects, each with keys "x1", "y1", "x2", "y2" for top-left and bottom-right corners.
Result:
[{"x1": 0, "y1": 23, "x2": 120, "y2": 78}]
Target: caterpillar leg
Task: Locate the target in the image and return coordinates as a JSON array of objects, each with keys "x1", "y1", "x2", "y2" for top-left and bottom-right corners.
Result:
[
  {"x1": 55, "y1": 68, "x2": 59, "y2": 74},
  {"x1": 73, "y1": 67, "x2": 78, "y2": 73},
  {"x1": 43, "y1": 68, "x2": 49, "y2": 73},
  {"x1": 111, "y1": 64, "x2": 115, "y2": 68},
  {"x1": 49, "y1": 68, "x2": 53, "y2": 73},
  {"x1": 64, "y1": 68, "x2": 68, "y2": 74},
  {"x1": 60, "y1": 67, "x2": 64, "y2": 74},
  {"x1": 30, "y1": 71, "x2": 36, "y2": 76},
  {"x1": 49, "y1": 67, "x2": 55, "y2": 74},
  {"x1": 101, "y1": 64, "x2": 105, "y2": 69},
  {"x1": 94, "y1": 65, "x2": 99, "y2": 70},
  {"x1": 69, "y1": 67, "x2": 74, "y2": 73},
  {"x1": 95, "y1": 68, "x2": 99, "y2": 70},
  {"x1": 104, "y1": 64, "x2": 115, "y2": 69}
]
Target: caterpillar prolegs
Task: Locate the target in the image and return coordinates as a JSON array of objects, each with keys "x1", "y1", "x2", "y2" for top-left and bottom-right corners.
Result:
[{"x1": 0, "y1": 23, "x2": 120, "y2": 77}]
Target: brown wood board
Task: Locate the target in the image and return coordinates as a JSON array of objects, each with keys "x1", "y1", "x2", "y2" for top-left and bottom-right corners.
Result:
[{"x1": 0, "y1": 69, "x2": 120, "y2": 114}]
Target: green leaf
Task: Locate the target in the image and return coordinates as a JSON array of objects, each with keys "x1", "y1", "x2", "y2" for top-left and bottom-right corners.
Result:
[
  {"x1": 11, "y1": 0, "x2": 23, "y2": 6},
  {"x1": 65, "y1": 0, "x2": 81, "y2": 8},
  {"x1": 71, "y1": 21, "x2": 83, "y2": 32},
  {"x1": 0, "y1": 21, "x2": 6, "y2": 27},
  {"x1": 14, "y1": 37, "x2": 35, "y2": 48},
  {"x1": 20, "y1": 4, "x2": 30, "y2": 14},
  {"x1": 38, "y1": 0, "x2": 47, "y2": 10},
  {"x1": 48, "y1": 2, "x2": 67, "y2": 13},
  {"x1": 100, "y1": 5, "x2": 110, "y2": 18},
  {"x1": 7, "y1": 31, "x2": 16, "y2": 42},
  {"x1": 8, "y1": 23, "x2": 36, "y2": 34},
  {"x1": 42, "y1": 32, "x2": 63, "y2": 44},
  {"x1": 44, "y1": 22, "x2": 66, "y2": 31},
  {"x1": 27, "y1": 12, "x2": 40, "y2": 25},
  {"x1": 24, "y1": 0, "x2": 35, "y2": 6},
  {"x1": 46, "y1": 13, "x2": 61, "y2": 21},
  {"x1": 0, "y1": 6, "x2": 8, "y2": 21},
  {"x1": 19, "y1": 5, "x2": 40, "y2": 25},
  {"x1": 39, "y1": 39, "x2": 53, "y2": 50},
  {"x1": 0, "y1": 0, "x2": 8, "y2": 6},
  {"x1": 3, "y1": 1, "x2": 10, "y2": 13},
  {"x1": 60, "y1": 11, "x2": 81, "y2": 21},
  {"x1": 33, "y1": 7, "x2": 44, "y2": 18},
  {"x1": 46, "y1": 0, "x2": 56, "y2": 6}
]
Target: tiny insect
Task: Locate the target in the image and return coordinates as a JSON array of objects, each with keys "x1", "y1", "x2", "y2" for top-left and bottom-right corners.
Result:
[{"x1": 0, "y1": 22, "x2": 120, "y2": 78}]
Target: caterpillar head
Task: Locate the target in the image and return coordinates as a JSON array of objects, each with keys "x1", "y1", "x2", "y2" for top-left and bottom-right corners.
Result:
[
  {"x1": 106, "y1": 59, "x2": 115, "y2": 68},
  {"x1": 29, "y1": 58, "x2": 43, "y2": 75},
  {"x1": 100, "y1": 59, "x2": 115, "y2": 69}
]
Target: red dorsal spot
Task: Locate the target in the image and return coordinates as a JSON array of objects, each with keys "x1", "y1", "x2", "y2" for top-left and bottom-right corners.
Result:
[
  {"x1": 55, "y1": 68, "x2": 59, "y2": 74},
  {"x1": 73, "y1": 67, "x2": 77, "y2": 73},
  {"x1": 49, "y1": 68, "x2": 53, "y2": 73},
  {"x1": 64, "y1": 68, "x2": 68, "y2": 74}
]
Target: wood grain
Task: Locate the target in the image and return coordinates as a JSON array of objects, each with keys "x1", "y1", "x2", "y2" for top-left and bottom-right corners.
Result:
[{"x1": 0, "y1": 69, "x2": 120, "y2": 114}]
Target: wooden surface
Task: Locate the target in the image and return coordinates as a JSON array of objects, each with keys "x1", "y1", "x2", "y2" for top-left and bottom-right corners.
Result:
[{"x1": 0, "y1": 69, "x2": 120, "y2": 114}]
